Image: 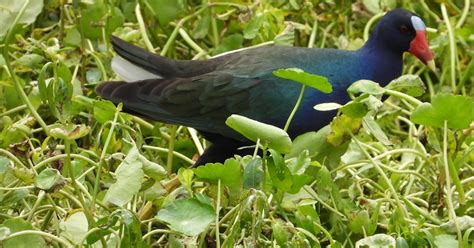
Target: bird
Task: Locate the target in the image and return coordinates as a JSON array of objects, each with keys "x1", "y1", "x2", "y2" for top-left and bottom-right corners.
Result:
[{"x1": 96, "y1": 8, "x2": 434, "y2": 167}]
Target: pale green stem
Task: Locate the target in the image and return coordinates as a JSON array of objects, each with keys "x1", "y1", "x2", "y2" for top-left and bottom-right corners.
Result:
[
  {"x1": 142, "y1": 145, "x2": 194, "y2": 165},
  {"x1": 363, "y1": 12, "x2": 385, "y2": 41},
  {"x1": 27, "y1": 190, "x2": 46, "y2": 222},
  {"x1": 178, "y1": 28, "x2": 209, "y2": 58},
  {"x1": 308, "y1": 20, "x2": 318, "y2": 48},
  {"x1": 215, "y1": 179, "x2": 221, "y2": 248},
  {"x1": 442, "y1": 121, "x2": 462, "y2": 241},
  {"x1": 441, "y1": 4, "x2": 457, "y2": 92},
  {"x1": 141, "y1": 229, "x2": 180, "y2": 240},
  {"x1": 455, "y1": 0, "x2": 470, "y2": 28},
  {"x1": 284, "y1": 85, "x2": 305, "y2": 132},
  {"x1": 93, "y1": 104, "x2": 121, "y2": 204},
  {"x1": 187, "y1": 127, "x2": 204, "y2": 155},
  {"x1": 2, "y1": 230, "x2": 73, "y2": 247},
  {"x1": 65, "y1": 139, "x2": 95, "y2": 226},
  {"x1": 167, "y1": 125, "x2": 178, "y2": 173},
  {"x1": 384, "y1": 89, "x2": 423, "y2": 106},
  {"x1": 0, "y1": 148, "x2": 28, "y2": 169},
  {"x1": 0, "y1": 104, "x2": 27, "y2": 117},
  {"x1": 135, "y1": 3, "x2": 155, "y2": 52}
]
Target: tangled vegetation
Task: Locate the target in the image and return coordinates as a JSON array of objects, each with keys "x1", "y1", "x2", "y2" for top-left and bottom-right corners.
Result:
[{"x1": 0, "y1": 0, "x2": 473, "y2": 247}]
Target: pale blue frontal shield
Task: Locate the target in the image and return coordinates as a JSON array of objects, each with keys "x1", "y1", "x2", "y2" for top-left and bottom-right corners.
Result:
[{"x1": 411, "y1": 16, "x2": 426, "y2": 31}]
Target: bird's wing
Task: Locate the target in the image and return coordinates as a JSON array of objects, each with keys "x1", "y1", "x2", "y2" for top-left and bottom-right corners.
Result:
[{"x1": 96, "y1": 71, "x2": 267, "y2": 139}]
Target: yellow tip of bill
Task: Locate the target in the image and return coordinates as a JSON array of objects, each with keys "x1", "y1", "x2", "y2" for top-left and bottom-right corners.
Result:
[{"x1": 427, "y1": 59, "x2": 436, "y2": 72}]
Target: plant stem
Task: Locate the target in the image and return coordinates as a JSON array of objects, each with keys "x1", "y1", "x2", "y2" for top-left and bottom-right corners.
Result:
[
  {"x1": 215, "y1": 179, "x2": 221, "y2": 248},
  {"x1": 2, "y1": 230, "x2": 73, "y2": 247},
  {"x1": 441, "y1": 4, "x2": 458, "y2": 92},
  {"x1": 65, "y1": 139, "x2": 95, "y2": 227},
  {"x1": 284, "y1": 85, "x2": 305, "y2": 132},
  {"x1": 442, "y1": 121, "x2": 462, "y2": 242},
  {"x1": 167, "y1": 125, "x2": 177, "y2": 173},
  {"x1": 455, "y1": 0, "x2": 470, "y2": 28},
  {"x1": 135, "y1": 3, "x2": 155, "y2": 52},
  {"x1": 93, "y1": 104, "x2": 121, "y2": 205}
]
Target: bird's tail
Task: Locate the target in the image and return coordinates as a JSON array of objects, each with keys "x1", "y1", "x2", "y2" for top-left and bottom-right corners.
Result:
[{"x1": 110, "y1": 36, "x2": 222, "y2": 81}]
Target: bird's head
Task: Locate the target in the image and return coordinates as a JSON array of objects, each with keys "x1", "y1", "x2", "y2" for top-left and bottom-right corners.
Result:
[{"x1": 372, "y1": 8, "x2": 435, "y2": 71}]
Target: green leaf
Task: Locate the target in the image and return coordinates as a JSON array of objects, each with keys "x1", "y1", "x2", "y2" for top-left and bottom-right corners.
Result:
[
  {"x1": 214, "y1": 34, "x2": 244, "y2": 55},
  {"x1": 243, "y1": 158, "x2": 264, "y2": 189},
  {"x1": 64, "y1": 27, "x2": 81, "y2": 47},
  {"x1": 362, "y1": 116, "x2": 391, "y2": 145},
  {"x1": 272, "y1": 220, "x2": 289, "y2": 246},
  {"x1": 12, "y1": 54, "x2": 44, "y2": 70},
  {"x1": 193, "y1": 10, "x2": 210, "y2": 39},
  {"x1": 287, "y1": 150, "x2": 311, "y2": 175},
  {"x1": 340, "y1": 102, "x2": 369, "y2": 118},
  {"x1": 273, "y1": 68, "x2": 332, "y2": 93},
  {"x1": 0, "y1": 227, "x2": 10, "y2": 240},
  {"x1": 244, "y1": 13, "x2": 264, "y2": 39},
  {"x1": 0, "y1": 189, "x2": 29, "y2": 206},
  {"x1": 194, "y1": 159, "x2": 242, "y2": 201},
  {"x1": 2, "y1": 218, "x2": 46, "y2": 248},
  {"x1": 386, "y1": 75, "x2": 426, "y2": 97},
  {"x1": 49, "y1": 123, "x2": 90, "y2": 140},
  {"x1": 0, "y1": 0, "x2": 44, "y2": 37},
  {"x1": 286, "y1": 126, "x2": 331, "y2": 159},
  {"x1": 434, "y1": 234, "x2": 458, "y2": 248},
  {"x1": 327, "y1": 115, "x2": 362, "y2": 146},
  {"x1": 356, "y1": 234, "x2": 396, "y2": 248},
  {"x1": 362, "y1": 0, "x2": 396, "y2": 14},
  {"x1": 80, "y1": 4, "x2": 124, "y2": 40},
  {"x1": 396, "y1": 237, "x2": 409, "y2": 248},
  {"x1": 145, "y1": 0, "x2": 186, "y2": 26},
  {"x1": 139, "y1": 153, "x2": 166, "y2": 181},
  {"x1": 274, "y1": 25, "x2": 295, "y2": 46},
  {"x1": 349, "y1": 210, "x2": 371, "y2": 234},
  {"x1": 178, "y1": 168, "x2": 194, "y2": 193},
  {"x1": 104, "y1": 146, "x2": 145, "y2": 206},
  {"x1": 59, "y1": 211, "x2": 89, "y2": 245},
  {"x1": 156, "y1": 198, "x2": 215, "y2": 236},
  {"x1": 105, "y1": 209, "x2": 147, "y2": 247},
  {"x1": 226, "y1": 114, "x2": 292, "y2": 154},
  {"x1": 347, "y1": 80, "x2": 385, "y2": 95},
  {"x1": 411, "y1": 93, "x2": 474, "y2": 129},
  {"x1": 35, "y1": 168, "x2": 65, "y2": 192},
  {"x1": 93, "y1": 100, "x2": 118, "y2": 124},
  {"x1": 0, "y1": 156, "x2": 12, "y2": 183},
  {"x1": 440, "y1": 215, "x2": 474, "y2": 233}
]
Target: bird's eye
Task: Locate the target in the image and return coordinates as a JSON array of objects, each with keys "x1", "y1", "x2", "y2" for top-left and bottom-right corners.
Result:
[{"x1": 399, "y1": 25, "x2": 409, "y2": 34}]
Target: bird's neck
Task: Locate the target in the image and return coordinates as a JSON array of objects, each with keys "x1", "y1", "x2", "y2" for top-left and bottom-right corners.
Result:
[{"x1": 358, "y1": 35, "x2": 404, "y2": 86}]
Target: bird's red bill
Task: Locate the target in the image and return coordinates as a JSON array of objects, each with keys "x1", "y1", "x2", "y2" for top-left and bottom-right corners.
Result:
[{"x1": 409, "y1": 31, "x2": 434, "y2": 65}]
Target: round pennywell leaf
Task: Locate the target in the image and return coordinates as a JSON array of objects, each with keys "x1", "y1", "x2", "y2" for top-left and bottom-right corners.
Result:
[
  {"x1": 156, "y1": 198, "x2": 215, "y2": 236},
  {"x1": 273, "y1": 68, "x2": 332, "y2": 93},
  {"x1": 386, "y1": 74, "x2": 426, "y2": 97},
  {"x1": 35, "y1": 168, "x2": 65, "y2": 192},
  {"x1": 49, "y1": 123, "x2": 90, "y2": 140},
  {"x1": 411, "y1": 93, "x2": 474, "y2": 129},
  {"x1": 356, "y1": 233, "x2": 396, "y2": 247},
  {"x1": 59, "y1": 211, "x2": 88, "y2": 245},
  {"x1": 347, "y1": 80, "x2": 385, "y2": 95}
]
